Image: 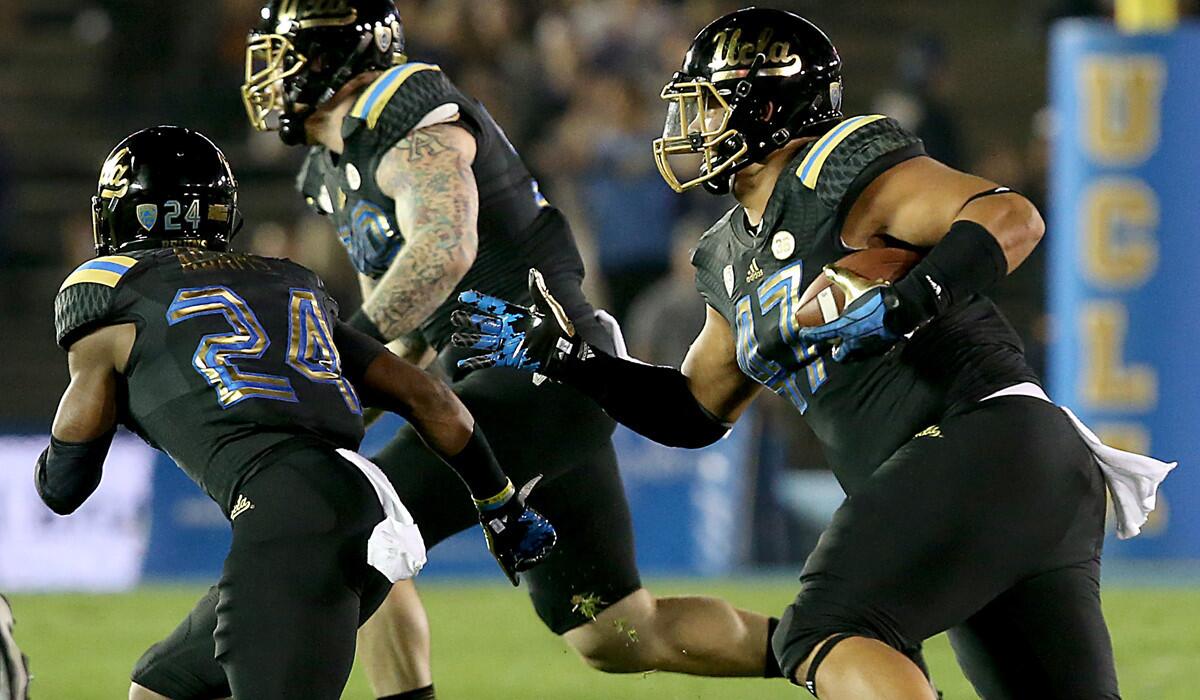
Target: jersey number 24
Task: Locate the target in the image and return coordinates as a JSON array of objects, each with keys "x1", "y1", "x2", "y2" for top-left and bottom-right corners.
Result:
[{"x1": 166, "y1": 286, "x2": 361, "y2": 413}]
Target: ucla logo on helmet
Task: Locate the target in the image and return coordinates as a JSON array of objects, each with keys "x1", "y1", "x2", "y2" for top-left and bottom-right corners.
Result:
[
  {"x1": 710, "y1": 28, "x2": 802, "y2": 81},
  {"x1": 136, "y1": 203, "x2": 159, "y2": 231},
  {"x1": 98, "y1": 147, "x2": 131, "y2": 200}
]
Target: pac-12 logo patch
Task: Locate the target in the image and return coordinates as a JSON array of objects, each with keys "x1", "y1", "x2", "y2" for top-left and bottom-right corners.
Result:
[
  {"x1": 772, "y1": 230, "x2": 796, "y2": 260},
  {"x1": 136, "y1": 204, "x2": 158, "y2": 231},
  {"x1": 723, "y1": 264, "x2": 735, "y2": 297}
]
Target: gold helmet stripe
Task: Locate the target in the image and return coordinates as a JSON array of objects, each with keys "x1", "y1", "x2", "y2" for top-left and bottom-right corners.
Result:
[
  {"x1": 796, "y1": 114, "x2": 886, "y2": 189},
  {"x1": 350, "y1": 63, "x2": 442, "y2": 129}
]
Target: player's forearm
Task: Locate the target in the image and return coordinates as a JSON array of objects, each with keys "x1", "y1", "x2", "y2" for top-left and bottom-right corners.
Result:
[
  {"x1": 359, "y1": 351, "x2": 509, "y2": 500},
  {"x1": 360, "y1": 232, "x2": 474, "y2": 341},
  {"x1": 553, "y1": 350, "x2": 732, "y2": 449}
]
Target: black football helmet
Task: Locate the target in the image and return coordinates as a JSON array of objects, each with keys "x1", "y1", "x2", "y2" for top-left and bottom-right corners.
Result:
[
  {"x1": 653, "y1": 7, "x2": 843, "y2": 195},
  {"x1": 91, "y1": 126, "x2": 239, "y2": 256},
  {"x1": 242, "y1": 0, "x2": 405, "y2": 145}
]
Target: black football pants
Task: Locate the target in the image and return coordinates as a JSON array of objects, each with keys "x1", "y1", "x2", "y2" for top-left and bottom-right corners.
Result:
[
  {"x1": 132, "y1": 443, "x2": 392, "y2": 700},
  {"x1": 131, "y1": 363, "x2": 640, "y2": 699},
  {"x1": 371, "y1": 359, "x2": 641, "y2": 634},
  {"x1": 773, "y1": 396, "x2": 1119, "y2": 698}
]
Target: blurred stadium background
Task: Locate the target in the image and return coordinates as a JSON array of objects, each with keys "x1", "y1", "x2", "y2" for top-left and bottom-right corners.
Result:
[{"x1": 2, "y1": 0, "x2": 1199, "y2": 697}]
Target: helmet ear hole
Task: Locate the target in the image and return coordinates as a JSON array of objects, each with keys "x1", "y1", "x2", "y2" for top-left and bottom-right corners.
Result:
[{"x1": 374, "y1": 24, "x2": 392, "y2": 53}]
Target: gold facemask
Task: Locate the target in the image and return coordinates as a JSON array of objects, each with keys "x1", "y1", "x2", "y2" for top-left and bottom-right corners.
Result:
[
  {"x1": 241, "y1": 34, "x2": 307, "y2": 132},
  {"x1": 651, "y1": 78, "x2": 746, "y2": 193}
]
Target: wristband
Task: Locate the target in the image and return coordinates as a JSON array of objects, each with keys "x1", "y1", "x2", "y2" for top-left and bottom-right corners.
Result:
[
  {"x1": 473, "y1": 479, "x2": 515, "y2": 511},
  {"x1": 889, "y1": 219, "x2": 1007, "y2": 333}
]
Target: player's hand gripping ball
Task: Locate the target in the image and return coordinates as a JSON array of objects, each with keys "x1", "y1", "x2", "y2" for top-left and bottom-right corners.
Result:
[
  {"x1": 451, "y1": 268, "x2": 582, "y2": 378},
  {"x1": 795, "y1": 248, "x2": 923, "y2": 362},
  {"x1": 798, "y1": 284, "x2": 903, "y2": 362},
  {"x1": 477, "y1": 477, "x2": 558, "y2": 586}
]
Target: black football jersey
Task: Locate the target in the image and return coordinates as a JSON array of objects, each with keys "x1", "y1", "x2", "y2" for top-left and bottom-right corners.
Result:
[
  {"x1": 692, "y1": 115, "x2": 1038, "y2": 493},
  {"x1": 298, "y1": 62, "x2": 608, "y2": 351},
  {"x1": 54, "y1": 248, "x2": 367, "y2": 512}
]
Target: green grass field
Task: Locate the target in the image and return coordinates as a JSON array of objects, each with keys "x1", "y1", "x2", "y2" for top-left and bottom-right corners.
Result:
[{"x1": 8, "y1": 580, "x2": 1199, "y2": 699}]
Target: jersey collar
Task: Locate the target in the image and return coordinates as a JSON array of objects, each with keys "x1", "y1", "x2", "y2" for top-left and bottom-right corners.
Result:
[{"x1": 730, "y1": 145, "x2": 813, "y2": 248}]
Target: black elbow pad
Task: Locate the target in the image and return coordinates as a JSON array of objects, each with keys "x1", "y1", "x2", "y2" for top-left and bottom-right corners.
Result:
[{"x1": 34, "y1": 430, "x2": 114, "y2": 515}]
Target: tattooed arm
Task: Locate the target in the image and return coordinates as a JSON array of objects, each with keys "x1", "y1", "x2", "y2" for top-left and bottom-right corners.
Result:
[
  {"x1": 362, "y1": 122, "x2": 480, "y2": 341},
  {"x1": 358, "y1": 272, "x2": 434, "y2": 367}
]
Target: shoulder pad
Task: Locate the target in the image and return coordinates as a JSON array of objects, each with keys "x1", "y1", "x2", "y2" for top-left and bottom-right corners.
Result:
[
  {"x1": 794, "y1": 115, "x2": 923, "y2": 211},
  {"x1": 279, "y1": 256, "x2": 326, "y2": 291},
  {"x1": 348, "y1": 62, "x2": 450, "y2": 133},
  {"x1": 54, "y1": 255, "x2": 142, "y2": 349}
]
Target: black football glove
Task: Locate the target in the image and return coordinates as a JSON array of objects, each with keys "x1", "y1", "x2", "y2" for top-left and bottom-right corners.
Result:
[
  {"x1": 450, "y1": 269, "x2": 587, "y2": 380},
  {"x1": 476, "y1": 477, "x2": 557, "y2": 586}
]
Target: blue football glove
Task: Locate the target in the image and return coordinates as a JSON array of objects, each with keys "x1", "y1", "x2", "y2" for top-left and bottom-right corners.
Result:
[
  {"x1": 798, "y1": 272, "x2": 905, "y2": 363},
  {"x1": 477, "y1": 477, "x2": 557, "y2": 586},
  {"x1": 451, "y1": 269, "x2": 583, "y2": 376}
]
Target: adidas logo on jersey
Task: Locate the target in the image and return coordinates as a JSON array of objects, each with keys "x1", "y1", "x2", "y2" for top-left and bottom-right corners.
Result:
[
  {"x1": 746, "y1": 259, "x2": 764, "y2": 283},
  {"x1": 231, "y1": 494, "x2": 255, "y2": 520},
  {"x1": 925, "y1": 274, "x2": 943, "y2": 298}
]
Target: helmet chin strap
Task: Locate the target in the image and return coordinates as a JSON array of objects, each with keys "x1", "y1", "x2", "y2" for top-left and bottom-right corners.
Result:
[{"x1": 702, "y1": 169, "x2": 735, "y2": 196}]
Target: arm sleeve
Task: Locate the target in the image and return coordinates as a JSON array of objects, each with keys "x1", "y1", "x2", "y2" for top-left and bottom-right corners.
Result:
[
  {"x1": 560, "y1": 350, "x2": 731, "y2": 449},
  {"x1": 35, "y1": 430, "x2": 115, "y2": 515},
  {"x1": 689, "y1": 214, "x2": 736, "y2": 324},
  {"x1": 296, "y1": 149, "x2": 329, "y2": 215}
]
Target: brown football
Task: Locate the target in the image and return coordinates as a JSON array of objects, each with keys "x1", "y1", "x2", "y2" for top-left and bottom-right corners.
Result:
[{"x1": 795, "y1": 248, "x2": 924, "y2": 328}]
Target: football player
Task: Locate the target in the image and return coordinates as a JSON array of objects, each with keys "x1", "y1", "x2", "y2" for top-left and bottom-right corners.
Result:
[
  {"x1": 126, "y1": 2, "x2": 781, "y2": 700},
  {"x1": 452, "y1": 8, "x2": 1172, "y2": 700},
  {"x1": 40, "y1": 125, "x2": 554, "y2": 700}
]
